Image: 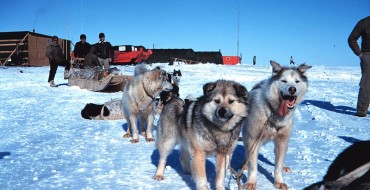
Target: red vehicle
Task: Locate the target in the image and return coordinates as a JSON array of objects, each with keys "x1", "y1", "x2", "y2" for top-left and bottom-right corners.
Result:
[
  {"x1": 222, "y1": 56, "x2": 241, "y2": 65},
  {"x1": 113, "y1": 45, "x2": 152, "y2": 65}
]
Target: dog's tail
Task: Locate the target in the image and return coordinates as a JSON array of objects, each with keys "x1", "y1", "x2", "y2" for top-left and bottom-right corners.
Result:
[{"x1": 134, "y1": 63, "x2": 151, "y2": 76}]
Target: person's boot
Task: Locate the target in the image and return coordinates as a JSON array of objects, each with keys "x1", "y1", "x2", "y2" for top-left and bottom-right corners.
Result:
[
  {"x1": 355, "y1": 112, "x2": 367, "y2": 117},
  {"x1": 64, "y1": 69, "x2": 70, "y2": 79},
  {"x1": 49, "y1": 80, "x2": 56, "y2": 87}
]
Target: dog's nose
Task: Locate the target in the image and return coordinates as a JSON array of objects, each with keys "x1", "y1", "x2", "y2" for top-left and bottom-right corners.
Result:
[
  {"x1": 289, "y1": 87, "x2": 296, "y2": 95},
  {"x1": 218, "y1": 108, "x2": 227, "y2": 118}
]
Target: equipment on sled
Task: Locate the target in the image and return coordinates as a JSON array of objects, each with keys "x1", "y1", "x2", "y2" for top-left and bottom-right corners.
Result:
[{"x1": 68, "y1": 58, "x2": 132, "y2": 92}]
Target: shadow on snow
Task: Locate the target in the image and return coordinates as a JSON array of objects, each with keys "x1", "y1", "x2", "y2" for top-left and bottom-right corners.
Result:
[
  {"x1": 149, "y1": 144, "x2": 277, "y2": 189},
  {"x1": 301, "y1": 99, "x2": 370, "y2": 116},
  {"x1": 0, "y1": 152, "x2": 11, "y2": 159}
]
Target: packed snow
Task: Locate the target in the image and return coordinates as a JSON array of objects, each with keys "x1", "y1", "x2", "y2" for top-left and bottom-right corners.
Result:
[{"x1": 0, "y1": 63, "x2": 369, "y2": 190}]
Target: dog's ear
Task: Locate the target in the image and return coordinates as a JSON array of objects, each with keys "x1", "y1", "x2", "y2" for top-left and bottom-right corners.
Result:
[
  {"x1": 150, "y1": 70, "x2": 166, "y2": 81},
  {"x1": 233, "y1": 83, "x2": 248, "y2": 99},
  {"x1": 102, "y1": 106, "x2": 110, "y2": 117},
  {"x1": 167, "y1": 72, "x2": 172, "y2": 81},
  {"x1": 297, "y1": 63, "x2": 312, "y2": 75},
  {"x1": 270, "y1": 60, "x2": 283, "y2": 76},
  {"x1": 203, "y1": 82, "x2": 216, "y2": 96},
  {"x1": 81, "y1": 104, "x2": 92, "y2": 119}
]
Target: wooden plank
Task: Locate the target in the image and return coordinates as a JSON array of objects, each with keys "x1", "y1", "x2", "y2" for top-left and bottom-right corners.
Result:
[
  {"x1": 2, "y1": 33, "x2": 29, "y2": 65},
  {"x1": 0, "y1": 50, "x2": 29, "y2": 53},
  {"x1": 0, "y1": 43, "x2": 26, "y2": 46},
  {"x1": 0, "y1": 39, "x2": 23, "y2": 43}
]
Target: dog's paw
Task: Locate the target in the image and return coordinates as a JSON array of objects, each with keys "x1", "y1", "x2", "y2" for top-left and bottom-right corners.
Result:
[
  {"x1": 274, "y1": 182, "x2": 288, "y2": 190},
  {"x1": 146, "y1": 138, "x2": 155, "y2": 142},
  {"x1": 283, "y1": 166, "x2": 292, "y2": 173},
  {"x1": 153, "y1": 175, "x2": 164, "y2": 181},
  {"x1": 130, "y1": 139, "x2": 139, "y2": 143},
  {"x1": 243, "y1": 183, "x2": 256, "y2": 190},
  {"x1": 123, "y1": 132, "x2": 131, "y2": 138},
  {"x1": 240, "y1": 163, "x2": 248, "y2": 171}
]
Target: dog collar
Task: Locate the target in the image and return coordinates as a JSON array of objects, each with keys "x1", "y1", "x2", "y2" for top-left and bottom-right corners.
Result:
[{"x1": 142, "y1": 83, "x2": 155, "y2": 100}]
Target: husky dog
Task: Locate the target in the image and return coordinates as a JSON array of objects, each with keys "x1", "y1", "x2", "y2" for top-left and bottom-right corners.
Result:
[
  {"x1": 242, "y1": 61, "x2": 311, "y2": 190},
  {"x1": 153, "y1": 80, "x2": 249, "y2": 190},
  {"x1": 170, "y1": 69, "x2": 182, "y2": 85},
  {"x1": 154, "y1": 69, "x2": 182, "y2": 114},
  {"x1": 304, "y1": 140, "x2": 370, "y2": 190},
  {"x1": 81, "y1": 98, "x2": 124, "y2": 120},
  {"x1": 122, "y1": 65, "x2": 172, "y2": 143}
]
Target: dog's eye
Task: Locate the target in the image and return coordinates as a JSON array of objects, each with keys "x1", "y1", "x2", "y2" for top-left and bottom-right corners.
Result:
[
  {"x1": 295, "y1": 80, "x2": 300, "y2": 84},
  {"x1": 281, "y1": 80, "x2": 287, "y2": 83},
  {"x1": 228, "y1": 99, "x2": 235, "y2": 104},
  {"x1": 214, "y1": 99, "x2": 220, "y2": 104}
]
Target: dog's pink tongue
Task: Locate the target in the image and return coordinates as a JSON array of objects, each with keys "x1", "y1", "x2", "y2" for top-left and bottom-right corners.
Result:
[{"x1": 279, "y1": 100, "x2": 289, "y2": 116}]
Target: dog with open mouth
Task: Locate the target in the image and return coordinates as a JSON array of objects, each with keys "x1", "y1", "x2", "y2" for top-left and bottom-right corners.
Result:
[{"x1": 241, "y1": 60, "x2": 311, "y2": 190}]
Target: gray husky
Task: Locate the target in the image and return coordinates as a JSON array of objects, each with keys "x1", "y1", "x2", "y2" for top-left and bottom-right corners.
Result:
[
  {"x1": 122, "y1": 64, "x2": 172, "y2": 143},
  {"x1": 153, "y1": 80, "x2": 249, "y2": 190},
  {"x1": 242, "y1": 61, "x2": 311, "y2": 190}
]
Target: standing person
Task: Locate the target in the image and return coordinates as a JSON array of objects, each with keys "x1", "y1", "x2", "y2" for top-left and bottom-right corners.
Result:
[
  {"x1": 253, "y1": 55, "x2": 256, "y2": 65},
  {"x1": 290, "y1": 56, "x2": 295, "y2": 65},
  {"x1": 46, "y1": 36, "x2": 71, "y2": 87},
  {"x1": 348, "y1": 16, "x2": 370, "y2": 117},
  {"x1": 95, "y1": 33, "x2": 114, "y2": 71},
  {"x1": 73, "y1": 34, "x2": 90, "y2": 61}
]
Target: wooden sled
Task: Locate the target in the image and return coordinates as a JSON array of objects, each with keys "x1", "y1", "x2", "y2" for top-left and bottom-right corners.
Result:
[
  {"x1": 68, "y1": 58, "x2": 132, "y2": 92},
  {"x1": 68, "y1": 71, "x2": 132, "y2": 92},
  {"x1": 68, "y1": 74, "x2": 114, "y2": 92},
  {"x1": 103, "y1": 75, "x2": 132, "y2": 92}
]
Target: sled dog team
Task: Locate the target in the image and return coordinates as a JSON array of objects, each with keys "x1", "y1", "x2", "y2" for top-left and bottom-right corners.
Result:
[
  {"x1": 117, "y1": 61, "x2": 315, "y2": 190},
  {"x1": 85, "y1": 61, "x2": 367, "y2": 190}
]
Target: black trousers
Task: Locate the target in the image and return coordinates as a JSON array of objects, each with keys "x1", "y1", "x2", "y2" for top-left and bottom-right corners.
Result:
[
  {"x1": 48, "y1": 60, "x2": 71, "y2": 82},
  {"x1": 357, "y1": 52, "x2": 370, "y2": 115}
]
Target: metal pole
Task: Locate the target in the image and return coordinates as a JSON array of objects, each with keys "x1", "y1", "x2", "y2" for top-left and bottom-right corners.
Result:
[{"x1": 237, "y1": 5, "x2": 240, "y2": 60}]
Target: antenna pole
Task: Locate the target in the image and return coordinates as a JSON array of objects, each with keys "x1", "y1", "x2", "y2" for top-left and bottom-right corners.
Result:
[
  {"x1": 81, "y1": 0, "x2": 84, "y2": 33},
  {"x1": 237, "y1": 5, "x2": 240, "y2": 61}
]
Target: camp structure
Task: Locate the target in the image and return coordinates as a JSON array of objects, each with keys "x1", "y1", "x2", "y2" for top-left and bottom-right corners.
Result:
[
  {"x1": 147, "y1": 48, "x2": 223, "y2": 65},
  {"x1": 0, "y1": 31, "x2": 71, "y2": 66},
  {"x1": 222, "y1": 55, "x2": 241, "y2": 65},
  {"x1": 195, "y1": 51, "x2": 223, "y2": 65}
]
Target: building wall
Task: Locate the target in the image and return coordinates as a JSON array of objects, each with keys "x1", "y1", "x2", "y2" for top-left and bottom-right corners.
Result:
[
  {"x1": 0, "y1": 31, "x2": 71, "y2": 66},
  {"x1": 28, "y1": 34, "x2": 70, "y2": 66},
  {"x1": 28, "y1": 34, "x2": 49, "y2": 66}
]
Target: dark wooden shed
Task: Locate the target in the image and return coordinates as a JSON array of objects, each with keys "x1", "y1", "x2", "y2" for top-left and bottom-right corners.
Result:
[
  {"x1": 147, "y1": 48, "x2": 196, "y2": 64},
  {"x1": 195, "y1": 51, "x2": 223, "y2": 65},
  {"x1": 0, "y1": 31, "x2": 71, "y2": 66},
  {"x1": 147, "y1": 48, "x2": 223, "y2": 65}
]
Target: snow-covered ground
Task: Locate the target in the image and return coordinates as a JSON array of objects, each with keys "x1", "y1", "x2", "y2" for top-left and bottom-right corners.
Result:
[{"x1": 0, "y1": 63, "x2": 369, "y2": 190}]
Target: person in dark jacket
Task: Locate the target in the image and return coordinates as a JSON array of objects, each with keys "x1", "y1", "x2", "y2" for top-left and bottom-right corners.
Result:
[
  {"x1": 46, "y1": 35, "x2": 71, "y2": 87},
  {"x1": 84, "y1": 46, "x2": 101, "y2": 69},
  {"x1": 348, "y1": 16, "x2": 370, "y2": 117},
  {"x1": 95, "y1": 33, "x2": 114, "y2": 71},
  {"x1": 73, "y1": 34, "x2": 90, "y2": 60},
  {"x1": 290, "y1": 56, "x2": 295, "y2": 65}
]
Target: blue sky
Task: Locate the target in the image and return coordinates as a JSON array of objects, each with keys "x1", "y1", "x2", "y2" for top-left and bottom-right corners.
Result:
[{"x1": 1, "y1": 0, "x2": 369, "y2": 66}]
